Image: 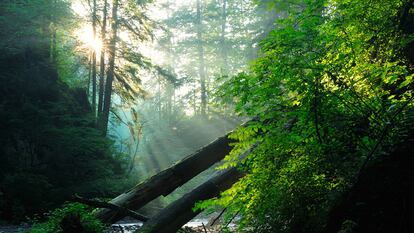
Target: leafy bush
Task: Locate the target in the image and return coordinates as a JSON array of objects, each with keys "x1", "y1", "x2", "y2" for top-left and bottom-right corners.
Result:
[
  {"x1": 0, "y1": 39, "x2": 127, "y2": 221},
  {"x1": 28, "y1": 203, "x2": 106, "y2": 233},
  {"x1": 200, "y1": 0, "x2": 414, "y2": 232}
]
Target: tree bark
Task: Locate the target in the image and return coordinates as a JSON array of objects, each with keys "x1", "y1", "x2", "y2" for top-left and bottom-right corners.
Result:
[
  {"x1": 94, "y1": 130, "x2": 237, "y2": 223},
  {"x1": 101, "y1": 0, "x2": 119, "y2": 136},
  {"x1": 196, "y1": 0, "x2": 207, "y2": 116},
  {"x1": 220, "y1": 0, "x2": 228, "y2": 74},
  {"x1": 50, "y1": 22, "x2": 56, "y2": 62},
  {"x1": 91, "y1": 0, "x2": 97, "y2": 117},
  {"x1": 49, "y1": 0, "x2": 57, "y2": 63},
  {"x1": 136, "y1": 167, "x2": 244, "y2": 233},
  {"x1": 87, "y1": 52, "x2": 92, "y2": 96},
  {"x1": 98, "y1": 0, "x2": 108, "y2": 119},
  {"x1": 165, "y1": 2, "x2": 175, "y2": 122}
]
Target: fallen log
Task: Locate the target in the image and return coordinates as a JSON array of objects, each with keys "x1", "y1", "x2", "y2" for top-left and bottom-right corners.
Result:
[
  {"x1": 136, "y1": 167, "x2": 244, "y2": 233},
  {"x1": 95, "y1": 131, "x2": 237, "y2": 223}
]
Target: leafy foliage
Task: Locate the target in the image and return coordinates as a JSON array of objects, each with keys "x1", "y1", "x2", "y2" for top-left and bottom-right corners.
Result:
[
  {"x1": 201, "y1": 0, "x2": 414, "y2": 232},
  {"x1": 28, "y1": 203, "x2": 106, "y2": 233},
  {"x1": 0, "y1": 46, "x2": 128, "y2": 220},
  {"x1": 0, "y1": 1, "x2": 130, "y2": 221},
  {"x1": 0, "y1": 0, "x2": 71, "y2": 55}
]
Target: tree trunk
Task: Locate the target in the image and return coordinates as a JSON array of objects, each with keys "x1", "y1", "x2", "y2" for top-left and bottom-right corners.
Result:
[
  {"x1": 98, "y1": 0, "x2": 108, "y2": 120},
  {"x1": 137, "y1": 167, "x2": 244, "y2": 233},
  {"x1": 87, "y1": 52, "x2": 92, "y2": 96},
  {"x1": 49, "y1": 0, "x2": 57, "y2": 62},
  {"x1": 165, "y1": 2, "x2": 174, "y2": 122},
  {"x1": 50, "y1": 23, "x2": 56, "y2": 62},
  {"x1": 196, "y1": 0, "x2": 207, "y2": 116},
  {"x1": 91, "y1": 0, "x2": 97, "y2": 117},
  {"x1": 101, "y1": 0, "x2": 119, "y2": 136},
  {"x1": 220, "y1": 0, "x2": 228, "y2": 74},
  {"x1": 94, "y1": 131, "x2": 237, "y2": 223},
  {"x1": 165, "y1": 82, "x2": 174, "y2": 122}
]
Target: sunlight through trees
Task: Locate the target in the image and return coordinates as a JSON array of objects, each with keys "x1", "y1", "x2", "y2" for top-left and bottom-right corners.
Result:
[{"x1": 1, "y1": 0, "x2": 413, "y2": 232}]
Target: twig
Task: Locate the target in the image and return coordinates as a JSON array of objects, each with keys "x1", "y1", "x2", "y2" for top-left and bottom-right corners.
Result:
[
  {"x1": 202, "y1": 222, "x2": 208, "y2": 233},
  {"x1": 219, "y1": 210, "x2": 240, "y2": 233},
  {"x1": 313, "y1": 76, "x2": 323, "y2": 144},
  {"x1": 208, "y1": 208, "x2": 226, "y2": 227},
  {"x1": 355, "y1": 96, "x2": 413, "y2": 182},
  {"x1": 118, "y1": 224, "x2": 124, "y2": 233},
  {"x1": 72, "y1": 194, "x2": 149, "y2": 222}
]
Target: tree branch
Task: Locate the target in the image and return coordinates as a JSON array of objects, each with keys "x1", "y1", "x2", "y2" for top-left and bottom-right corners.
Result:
[{"x1": 72, "y1": 194, "x2": 149, "y2": 222}]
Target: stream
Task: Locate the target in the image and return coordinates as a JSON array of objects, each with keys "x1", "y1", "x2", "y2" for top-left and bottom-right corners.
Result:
[
  {"x1": 109, "y1": 219, "x2": 236, "y2": 233},
  {"x1": 0, "y1": 219, "x2": 236, "y2": 233}
]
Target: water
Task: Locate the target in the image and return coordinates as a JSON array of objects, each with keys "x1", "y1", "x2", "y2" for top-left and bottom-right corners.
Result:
[
  {"x1": 110, "y1": 219, "x2": 217, "y2": 233},
  {"x1": 0, "y1": 225, "x2": 30, "y2": 233},
  {"x1": 109, "y1": 219, "x2": 237, "y2": 233},
  {"x1": 0, "y1": 219, "x2": 234, "y2": 233}
]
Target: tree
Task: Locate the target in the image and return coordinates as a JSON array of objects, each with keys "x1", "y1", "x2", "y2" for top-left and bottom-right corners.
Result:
[
  {"x1": 200, "y1": 0, "x2": 414, "y2": 232},
  {"x1": 153, "y1": 0, "x2": 274, "y2": 117},
  {"x1": 91, "y1": 0, "x2": 98, "y2": 117},
  {"x1": 0, "y1": 0, "x2": 127, "y2": 220},
  {"x1": 101, "y1": 0, "x2": 119, "y2": 136},
  {"x1": 98, "y1": 0, "x2": 108, "y2": 120},
  {"x1": 220, "y1": 0, "x2": 228, "y2": 73},
  {"x1": 97, "y1": 0, "x2": 159, "y2": 136},
  {"x1": 196, "y1": 0, "x2": 208, "y2": 116}
]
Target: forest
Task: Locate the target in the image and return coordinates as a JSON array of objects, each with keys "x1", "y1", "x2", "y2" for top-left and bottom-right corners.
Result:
[{"x1": 0, "y1": 0, "x2": 413, "y2": 232}]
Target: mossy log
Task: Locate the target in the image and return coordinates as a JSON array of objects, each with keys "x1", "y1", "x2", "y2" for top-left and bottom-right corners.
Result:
[
  {"x1": 137, "y1": 167, "x2": 243, "y2": 233},
  {"x1": 95, "y1": 131, "x2": 237, "y2": 223}
]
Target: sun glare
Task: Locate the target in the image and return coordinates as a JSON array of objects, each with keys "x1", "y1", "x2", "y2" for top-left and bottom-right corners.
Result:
[{"x1": 74, "y1": 25, "x2": 103, "y2": 56}]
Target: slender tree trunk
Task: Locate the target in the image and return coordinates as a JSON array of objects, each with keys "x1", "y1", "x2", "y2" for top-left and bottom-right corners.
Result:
[
  {"x1": 91, "y1": 0, "x2": 97, "y2": 117},
  {"x1": 164, "y1": 0, "x2": 174, "y2": 122},
  {"x1": 50, "y1": 23, "x2": 56, "y2": 62},
  {"x1": 241, "y1": 0, "x2": 256, "y2": 61},
  {"x1": 220, "y1": 0, "x2": 228, "y2": 74},
  {"x1": 98, "y1": 0, "x2": 108, "y2": 124},
  {"x1": 165, "y1": 39, "x2": 174, "y2": 121},
  {"x1": 49, "y1": 0, "x2": 57, "y2": 62},
  {"x1": 158, "y1": 77, "x2": 162, "y2": 123},
  {"x1": 101, "y1": 0, "x2": 119, "y2": 136},
  {"x1": 87, "y1": 52, "x2": 92, "y2": 96},
  {"x1": 196, "y1": 0, "x2": 207, "y2": 116},
  {"x1": 313, "y1": 75, "x2": 323, "y2": 143},
  {"x1": 165, "y1": 83, "x2": 173, "y2": 122}
]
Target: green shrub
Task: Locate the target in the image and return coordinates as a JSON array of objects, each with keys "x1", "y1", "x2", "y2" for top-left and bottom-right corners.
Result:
[{"x1": 28, "y1": 203, "x2": 106, "y2": 233}]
